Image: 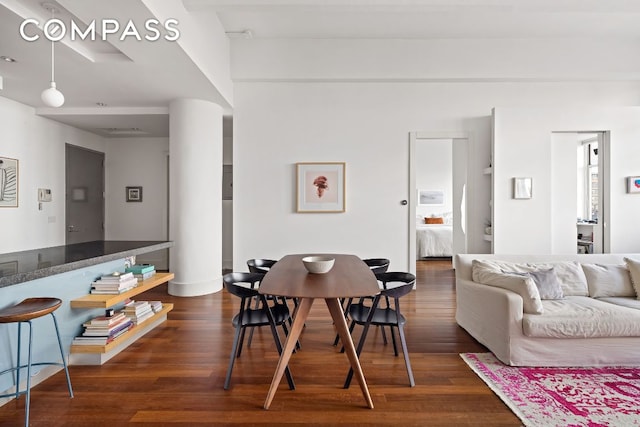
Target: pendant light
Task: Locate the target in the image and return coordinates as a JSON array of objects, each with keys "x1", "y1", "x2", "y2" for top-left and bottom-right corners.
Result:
[{"x1": 40, "y1": 5, "x2": 64, "y2": 107}]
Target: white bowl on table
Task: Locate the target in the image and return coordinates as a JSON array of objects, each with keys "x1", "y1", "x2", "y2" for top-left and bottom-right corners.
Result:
[{"x1": 302, "y1": 256, "x2": 335, "y2": 274}]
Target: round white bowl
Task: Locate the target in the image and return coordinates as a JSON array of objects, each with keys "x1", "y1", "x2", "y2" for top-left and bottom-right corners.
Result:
[{"x1": 302, "y1": 256, "x2": 335, "y2": 274}]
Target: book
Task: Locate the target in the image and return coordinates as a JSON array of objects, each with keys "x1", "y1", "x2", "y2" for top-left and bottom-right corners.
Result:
[
  {"x1": 97, "y1": 271, "x2": 135, "y2": 282},
  {"x1": 91, "y1": 277, "x2": 138, "y2": 288},
  {"x1": 85, "y1": 312, "x2": 126, "y2": 326},
  {"x1": 133, "y1": 270, "x2": 156, "y2": 281},
  {"x1": 125, "y1": 264, "x2": 155, "y2": 275}
]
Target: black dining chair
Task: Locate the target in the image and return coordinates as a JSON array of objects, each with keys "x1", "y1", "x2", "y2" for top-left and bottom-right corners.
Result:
[
  {"x1": 222, "y1": 272, "x2": 295, "y2": 390},
  {"x1": 333, "y1": 258, "x2": 391, "y2": 346},
  {"x1": 343, "y1": 271, "x2": 416, "y2": 388}
]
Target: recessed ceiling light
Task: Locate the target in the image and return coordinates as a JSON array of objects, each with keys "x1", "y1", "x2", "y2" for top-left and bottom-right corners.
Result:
[{"x1": 1, "y1": 56, "x2": 16, "y2": 63}]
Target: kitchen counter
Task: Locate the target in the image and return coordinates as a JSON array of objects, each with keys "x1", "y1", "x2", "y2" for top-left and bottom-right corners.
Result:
[{"x1": 0, "y1": 240, "x2": 173, "y2": 288}]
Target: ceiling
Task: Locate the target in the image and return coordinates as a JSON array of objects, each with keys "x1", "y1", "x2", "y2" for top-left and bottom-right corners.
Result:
[{"x1": 1, "y1": 0, "x2": 640, "y2": 138}]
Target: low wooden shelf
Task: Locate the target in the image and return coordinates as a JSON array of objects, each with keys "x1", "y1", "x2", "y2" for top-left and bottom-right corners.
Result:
[
  {"x1": 70, "y1": 272, "x2": 174, "y2": 308},
  {"x1": 71, "y1": 303, "x2": 173, "y2": 354},
  {"x1": 69, "y1": 271, "x2": 174, "y2": 365}
]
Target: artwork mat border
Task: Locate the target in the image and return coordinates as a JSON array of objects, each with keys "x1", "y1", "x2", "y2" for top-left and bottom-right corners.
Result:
[{"x1": 296, "y1": 162, "x2": 346, "y2": 213}]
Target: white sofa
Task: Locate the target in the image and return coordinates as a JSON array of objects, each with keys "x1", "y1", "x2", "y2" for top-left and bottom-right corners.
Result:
[{"x1": 455, "y1": 253, "x2": 640, "y2": 366}]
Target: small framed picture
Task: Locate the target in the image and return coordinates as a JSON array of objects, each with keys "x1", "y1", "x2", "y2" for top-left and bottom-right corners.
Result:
[
  {"x1": 296, "y1": 162, "x2": 345, "y2": 213},
  {"x1": 513, "y1": 177, "x2": 533, "y2": 199},
  {"x1": 0, "y1": 156, "x2": 18, "y2": 208},
  {"x1": 627, "y1": 176, "x2": 640, "y2": 193},
  {"x1": 418, "y1": 189, "x2": 445, "y2": 206},
  {"x1": 126, "y1": 186, "x2": 143, "y2": 202}
]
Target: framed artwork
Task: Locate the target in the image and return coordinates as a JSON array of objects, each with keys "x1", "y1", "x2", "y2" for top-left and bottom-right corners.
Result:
[
  {"x1": 0, "y1": 156, "x2": 18, "y2": 208},
  {"x1": 126, "y1": 186, "x2": 143, "y2": 202},
  {"x1": 627, "y1": 176, "x2": 640, "y2": 194},
  {"x1": 418, "y1": 189, "x2": 444, "y2": 206},
  {"x1": 513, "y1": 177, "x2": 533, "y2": 199},
  {"x1": 296, "y1": 162, "x2": 345, "y2": 213}
]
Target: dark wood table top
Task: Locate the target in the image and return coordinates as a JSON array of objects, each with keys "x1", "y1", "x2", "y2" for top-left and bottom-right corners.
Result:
[{"x1": 259, "y1": 254, "x2": 380, "y2": 299}]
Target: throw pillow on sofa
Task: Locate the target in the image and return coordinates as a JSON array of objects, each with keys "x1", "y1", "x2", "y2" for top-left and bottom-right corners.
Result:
[
  {"x1": 471, "y1": 260, "x2": 544, "y2": 314},
  {"x1": 624, "y1": 257, "x2": 640, "y2": 299},
  {"x1": 503, "y1": 268, "x2": 564, "y2": 300},
  {"x1": 581, "y1": 263, "x2": 635, "y2": 298}
]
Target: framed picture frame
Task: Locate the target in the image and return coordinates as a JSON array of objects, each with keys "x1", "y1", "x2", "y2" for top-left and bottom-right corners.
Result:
[
  {"x1": 126, "y1": 186, "x2": 143, "y2": 202},
  {"x1": 418, "y1": 189, "x2": 445, "y2": 206},
  {"x1": 627, "y1": 176, "x2": 640, "y2": 194},
  {"x1": 0, "y1": 156, "x2": 18, "y2": 208},
  {"x1": 513, "y1": 177, "x2": 533, "y2": 199},
  {"x1": 296, "y1": 162, "x2": 345, "y2": 213}
]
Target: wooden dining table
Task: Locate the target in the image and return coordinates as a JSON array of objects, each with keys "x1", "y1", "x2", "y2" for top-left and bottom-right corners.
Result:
[{"x1": 258, "y1": 253, "x2": 380, "y2": 409}]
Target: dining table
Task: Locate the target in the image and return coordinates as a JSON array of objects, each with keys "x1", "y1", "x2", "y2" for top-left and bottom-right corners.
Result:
[{"x1": 258, "y1": 253, "x2": 380, "y2": 409}]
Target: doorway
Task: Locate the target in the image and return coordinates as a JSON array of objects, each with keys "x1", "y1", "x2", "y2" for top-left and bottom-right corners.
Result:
[
  {"x1": 550, "y1": 131, "x2": 609, "y2": 254},
  {"x1": 65, "y1": 144, "x2": 105, "y2": 244},
  {"x1": 409, "y1": 132, "x2": 469, "y2": 275}
]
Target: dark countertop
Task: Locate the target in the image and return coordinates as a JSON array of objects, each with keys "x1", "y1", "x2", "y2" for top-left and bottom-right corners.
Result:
[{"x1": 0, "y1": 241, "x2": 173, "y2": 288}]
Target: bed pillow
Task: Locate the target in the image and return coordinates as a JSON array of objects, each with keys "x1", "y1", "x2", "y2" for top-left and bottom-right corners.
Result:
[
  {"x1": 624, "y1": 257, "x2": 640, "y2": 299},
  {"x1": 581, "y1": 263, "x2": 635, "y2": 298},
  {"x1": 471, "y1": 260, "x2": 544, "y2": 314},
  {"x1": 425, "y1": 217, "x2": 444, "y2": 224}
]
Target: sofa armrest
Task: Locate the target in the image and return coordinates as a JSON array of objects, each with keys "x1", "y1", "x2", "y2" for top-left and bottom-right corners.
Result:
[{"x1": 455, "y1": 278, "x2": 525, "y2": 364}]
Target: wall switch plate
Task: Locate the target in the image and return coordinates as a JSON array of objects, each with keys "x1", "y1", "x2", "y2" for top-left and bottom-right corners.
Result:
[{"x1": 38, "y1": 188, "x2": 52, "y2": 202}]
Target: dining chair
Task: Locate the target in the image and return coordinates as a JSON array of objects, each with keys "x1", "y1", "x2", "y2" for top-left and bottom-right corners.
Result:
[
  {"x1": 333, "y1": 258, "x2": 391, "y2": 346},
  {"x1": 222, "y1": 272, "x2": 295, "y2": 390},
  {"x1": 343, "y1": 271, "x2": 416, "y2": 388}
]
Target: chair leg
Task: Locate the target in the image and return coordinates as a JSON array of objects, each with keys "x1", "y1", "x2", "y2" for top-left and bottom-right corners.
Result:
[
  {"x1": 389, "y1": 326, "x2": 399, "y2": 356},
  {"x1": 51, "y1": 312, "x2": 73, "y2": 398},
  {"x1": 236, "y1": 327, "x2": 247, "y2": 358},
  {"x1": 343, "y1": 302, "x2": 377, "y2": 389},
  {"x1": 224, "y1": 325, "x2": 244, "y2": 390},
  {"x1": 247, "y1": 296, "x2": 261, "y2": 347},
  {"x1": 24, "y1": 321, "x2": 33, "y2": 427},
  {"x1": 397, "y1": 324, "x2": 415, "y2": 387},
  {"x1": 380, "y1": 325, "x2": 388, "y2": 344}
]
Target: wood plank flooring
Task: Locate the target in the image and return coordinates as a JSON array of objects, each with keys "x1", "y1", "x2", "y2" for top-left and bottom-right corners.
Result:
[{"x1": 0, "y1": 260, "x2": 520, "y2": 426}]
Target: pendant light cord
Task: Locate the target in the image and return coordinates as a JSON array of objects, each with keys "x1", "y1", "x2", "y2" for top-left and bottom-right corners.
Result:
[{"x1": 50, "y1": 38, "x2": 55, "y2": 82}]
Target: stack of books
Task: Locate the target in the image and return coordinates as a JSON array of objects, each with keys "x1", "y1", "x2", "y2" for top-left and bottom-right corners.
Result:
[
  {"x1": 122, "y1": 300, "x2": 155, "y2": 325},
  {"x1": 148, "y1": 300, "x2": 163, "y2": 313},
  {"x1": 90, "y1": 272, "x2": 138, "y2": 294},
  {"x1": 72, "y1": 312, "x2": 133, "y2": 346},
  {"x1": 125, "y1": 264, "x2": 156, "y2": 281}
]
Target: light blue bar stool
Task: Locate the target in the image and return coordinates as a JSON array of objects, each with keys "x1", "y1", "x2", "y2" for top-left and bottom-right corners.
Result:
[{"x1": 0, "y1": 297, "x2": 74, "y2": 426}]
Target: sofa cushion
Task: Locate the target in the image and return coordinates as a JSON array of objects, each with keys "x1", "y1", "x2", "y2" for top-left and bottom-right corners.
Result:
[
  {"x1": 624, "y1": 257, "x2": 640, "y2": 299},
  {"x1": 523, "y1": 296, "x2": 640, "y2": 338},
  {"x1": 471, "y1": 259, "x2": 588, "y2": 296},
  {"x1": 471, "y1": 260, "x2": 543, "y2": 314},
  {"x1": 581, "y1": 263, "x2": 635, "y2": 298},
  {"x1": 598, "y1": 297, "x2": 640, "y2": 310},
  {"x1": 503, "y1": 268, "x2": 564, "y2": 300}
]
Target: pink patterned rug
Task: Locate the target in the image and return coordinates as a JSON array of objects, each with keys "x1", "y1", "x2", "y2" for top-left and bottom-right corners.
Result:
[{"x1": 461, "y1": 353, "x2": 640, "y2": 427}]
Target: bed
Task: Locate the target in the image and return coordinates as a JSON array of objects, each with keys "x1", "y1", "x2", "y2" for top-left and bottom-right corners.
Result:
[{"x1": 416, "y1": 223, "x2": 453, "y2": 258}]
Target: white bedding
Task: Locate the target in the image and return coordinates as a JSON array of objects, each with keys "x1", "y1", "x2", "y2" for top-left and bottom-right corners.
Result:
[{"x1": 416, "y1": 224, "x2": 452, "y2": 258}]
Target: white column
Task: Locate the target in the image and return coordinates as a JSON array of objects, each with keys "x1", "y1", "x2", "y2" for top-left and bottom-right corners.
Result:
[{"x1": 168, "y1": 99, "x2": 223, "y2": 296}]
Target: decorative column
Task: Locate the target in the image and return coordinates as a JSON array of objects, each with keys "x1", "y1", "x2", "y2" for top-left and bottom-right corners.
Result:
[{"x1": 168, "y1": 98, "x2": 223, "y2": 296}]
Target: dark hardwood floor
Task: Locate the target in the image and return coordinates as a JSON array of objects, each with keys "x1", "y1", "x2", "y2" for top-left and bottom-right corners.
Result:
[{"x1": 0, "y1": 260, "x2": 520, "y2": 426}]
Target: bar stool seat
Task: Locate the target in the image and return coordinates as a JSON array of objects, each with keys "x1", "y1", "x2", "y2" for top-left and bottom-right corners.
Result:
[{"x1": 0, "y1": 297, "x2": 74, "y2": 427}]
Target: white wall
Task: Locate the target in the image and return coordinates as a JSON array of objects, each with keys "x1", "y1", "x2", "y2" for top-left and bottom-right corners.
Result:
[
  {"x1": 232, "y1": 81, "x2": 640, "y2": 271},
  {"x1": 0, "y1": 96, "x2": 105, "y2": 253},
  {"x1": 415, "y1": 139, "x2": 452, "y2": 219},
  {"x1": 104, "y1": 137, "x2": 169, "y2": 268},
  {"x1": 493, "y1": 107, "x2": 640, "y2": 254}
]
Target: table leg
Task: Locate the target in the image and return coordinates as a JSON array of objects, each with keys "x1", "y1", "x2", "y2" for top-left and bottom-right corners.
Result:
[
  {"x1": 263, "y1": 297, "x2": 313, "y2": 410},
  {"x1": 325, "y1": 298, "x2": 374, "y2": 409}
]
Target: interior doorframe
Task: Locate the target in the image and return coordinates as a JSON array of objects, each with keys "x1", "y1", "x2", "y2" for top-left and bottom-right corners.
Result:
[{"x1": 408, "y1": 131, "x2": 471, "y2": 274}]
